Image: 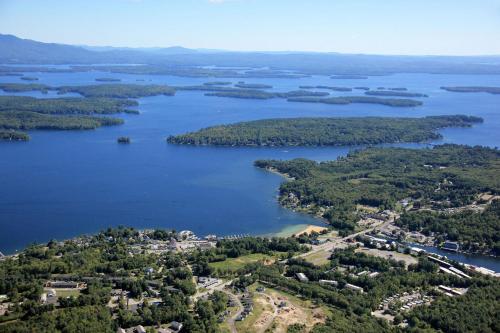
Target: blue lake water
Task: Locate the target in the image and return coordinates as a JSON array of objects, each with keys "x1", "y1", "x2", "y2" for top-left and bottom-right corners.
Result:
[{"x1": 1, "y1": 71, "x2": 500, "y2": 261}]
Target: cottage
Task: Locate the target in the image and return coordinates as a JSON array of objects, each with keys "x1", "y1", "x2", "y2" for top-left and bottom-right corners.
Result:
[
  {"x1": 169, "y1": 321, "x2": 183, "y2": 332},
  {"x1": 296, "y1": 272, "x2": 309, "y2": 282},
  {"x1": 319, "y1": 279, "x2": 338, "y2": 286},
  {"x1": 345, "y1": 283, "x2": 364, "y2": 293}
]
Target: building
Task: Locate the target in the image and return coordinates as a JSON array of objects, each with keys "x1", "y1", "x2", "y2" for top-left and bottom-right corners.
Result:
[
  {"x1": 295, "y1": 272, "x2": 309, "y2": 282},
  {"x1": 168, "y1": 238, "x2": 178, "y2": 251},
  {"x1": 169, "y1": 321, "x2": 183, "y2": 332},
  {"x1": 319, "y1": 279, "x2": 338, "y2": 286},
  {"x1": 345, "y1": 283, "x2": 364, "y2": 293},
  {"x1": 45, "y1": 281, "x2": 86, "y2": 289},
  {"x1": 204, "y1": 234, "x2": 217, "y2": 241},
  {"x1": 442, "y1": 241, "x2": 459, "y2": 252}
]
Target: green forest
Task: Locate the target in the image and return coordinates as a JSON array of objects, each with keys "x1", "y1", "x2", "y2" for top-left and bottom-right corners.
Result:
[
  {"x1": 255, "y1": 145, "x2": 500, "y2": 232},
  {"x1": 167, "y1": 115, "x2": 482, "y2": 146}
]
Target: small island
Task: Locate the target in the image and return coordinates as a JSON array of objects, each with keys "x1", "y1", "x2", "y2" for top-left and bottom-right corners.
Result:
[
  {"x1": 441, "y1": 86, "x2": 500, "y2": 94},
  {"x1": 365, "y1": 91, "x2": 428, "y2": 98},
  {"x1": 205, "y1": 89, "x2": 329, "y2": 100},
  {"x1": 299, "y1": 85, "x2": 352, "y2": 91},
  {"x1": 287, "y1": 95, "x2": 423, "y2": 107},
  {"x1": 95, "y1": 77, "x2": 121, "y2": 82},
  {"x1": 20, "y1": 76, "x2": 39, "y2": 81},
  {"x1": 203, "y1": 81, "x2": 232, "y2": 86},
  {"x1": 167, "y1": 115, "x2": 482, "y2": 146},
  {"x1": 117, "y1": 136, "x2": 131, "y2": 144},
  {"x1": 330, "y1": 75, "x2": 368, "y2": 79},
  {"x1": 234, "y1": 82, "x2": 273, "y2": 89},
  {"x1": 57, "y1": 84, "x2": 177, "y2": 98}
]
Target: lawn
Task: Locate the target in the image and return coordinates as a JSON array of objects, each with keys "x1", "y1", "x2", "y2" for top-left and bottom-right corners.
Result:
[
  {"x1": 302, "y1": 249, "x2": 331, "y2": 266},
  {"x1": 53, "y1": 289, "x2": 81, "y2": 298},
  {"x1": 209, "y1": 252, "x2": 285, "y2": 272}
]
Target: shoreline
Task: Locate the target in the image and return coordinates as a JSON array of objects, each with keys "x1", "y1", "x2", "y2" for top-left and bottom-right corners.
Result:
[{"x1": 270, "y1": 223, "x2": 328, "y2": 238}]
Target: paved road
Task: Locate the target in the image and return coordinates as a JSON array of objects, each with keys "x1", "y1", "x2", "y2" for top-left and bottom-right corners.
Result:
[{"x1": 297, "y1": 215, "x2": 396, "y2": 260}]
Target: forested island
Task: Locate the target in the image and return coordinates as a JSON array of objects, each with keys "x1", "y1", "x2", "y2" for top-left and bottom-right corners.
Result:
[
  {"x1": 95, "y1": 78, "x2": 121, "y2": 82},
  {"x1": 0, "y1": 96, "x2": 129, "y2": 140},
  {"x1": 299, "y1": 85, "x2": 352, "y2": 91},
  {"x1": 0, "y1": 83, "x2": 177, "y2": 99},
  {"x1": 234, "y1": 82, "x2": 273, "y2": 89},
  {"x1": 57, "y1": 84, "x2": 177, "y2": 98},
  {"x1": 117, "y1": 136, "x2": 131, "y2": 144},
  {"x1": 330, "y1": 75, "x2": 368, "y2": 79},
  {"x1": 20, "y1": 76, "x2": 38, "y2": 81},
  {"x1": 167, "y1": 115, "x2": 482, "y2": 147},
  {"x1": 441, "y1": 86, "x2": 500, "y2": 94},
  {"x1": 255, "y1": 145, "x2": 500, "y2": 233},
  {"x1": 203, "y1": 81, "x2": 232, "y2": 86},
  {"x1": 365, "y1": 91, "x2": 428, "y2": 98},
  {"x1": 204, "y1": 90, "x2": 329, "y2": 100},
  {"x1": 288, "y1": 95, "x2": 423, "y2": 107}
]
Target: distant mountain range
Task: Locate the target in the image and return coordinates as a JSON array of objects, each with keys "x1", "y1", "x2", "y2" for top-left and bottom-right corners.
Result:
[{"x1": 2, "y1": 34, "x2": 500, "y2": 75}]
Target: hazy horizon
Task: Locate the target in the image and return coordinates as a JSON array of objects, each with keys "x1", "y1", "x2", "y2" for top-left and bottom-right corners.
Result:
[{"x1": 1, "y1": 0, "x2": 500, "y2": 56}]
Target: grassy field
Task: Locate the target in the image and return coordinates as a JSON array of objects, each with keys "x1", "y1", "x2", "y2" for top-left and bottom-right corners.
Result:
[
  {"x1": 52, "y1": 289, "x2": 81, "y2": 298},
  {"x1": 302, "y1": 249, "x2": 331, "y2": 266},
  {"x1": 209, "y1": 252, "x2": 285, "y2": 272}
]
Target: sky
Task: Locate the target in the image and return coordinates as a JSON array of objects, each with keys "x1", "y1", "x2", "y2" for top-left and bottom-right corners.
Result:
[{"x1": 1, "y1": 0, "x2": 499, "y2": 55}]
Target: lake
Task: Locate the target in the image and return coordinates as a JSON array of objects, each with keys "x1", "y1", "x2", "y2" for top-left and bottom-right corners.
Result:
[{"x1": 1, "y1": 71, "x2": 500, "y2": 257}]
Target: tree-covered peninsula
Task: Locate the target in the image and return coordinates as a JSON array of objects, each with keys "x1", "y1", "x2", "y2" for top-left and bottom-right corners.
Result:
[
  {"x1": 167, "y1": 115, "x2": 481, "y2": 146},
  {"x1": 441, "y1": 86, "x2": 500, "y2": 94},
  {"x1": 255, "y1": 144, "x2": 500, "y2": 232},
  {"x1": 288, "y1": 95, "x2": 423, "y2": 107}
]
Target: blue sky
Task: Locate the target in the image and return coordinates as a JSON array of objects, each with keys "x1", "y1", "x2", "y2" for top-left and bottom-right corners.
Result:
[{"x1": 1, "y1": 0, "x2": 499, "y2": 55}]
